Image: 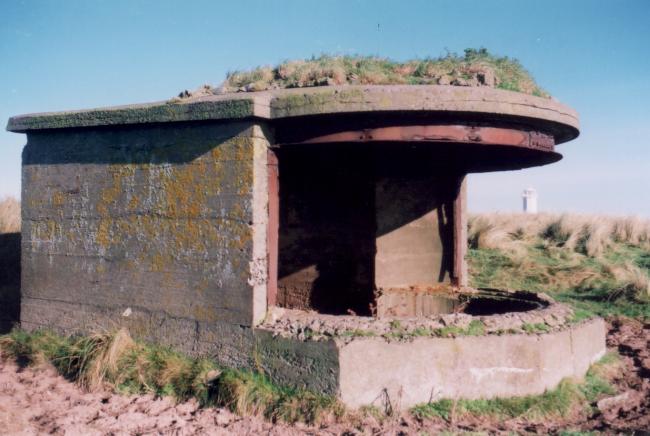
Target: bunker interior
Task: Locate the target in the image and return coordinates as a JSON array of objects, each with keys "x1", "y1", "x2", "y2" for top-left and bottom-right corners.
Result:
[{"x1": 270, "y1": 109, "x2": 571, "y2": 318}]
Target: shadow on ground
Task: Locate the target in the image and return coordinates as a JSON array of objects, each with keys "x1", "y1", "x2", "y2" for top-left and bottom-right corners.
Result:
[{"x1": 0, "y1": 233, "x2": 20, "y2": 333}]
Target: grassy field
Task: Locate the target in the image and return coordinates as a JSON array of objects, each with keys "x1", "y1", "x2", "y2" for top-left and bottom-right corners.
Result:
[
  {"x1": 468, "y1": 213, "x2": 650, "y2": 320},
  {"x1": 179, "y1": 48, "x2": 549, "y2": 97}
]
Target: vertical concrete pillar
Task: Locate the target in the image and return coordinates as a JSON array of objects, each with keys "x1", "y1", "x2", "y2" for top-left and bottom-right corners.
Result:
[
  {"x1": 250, "y1": 126, "x2": 272, "y2": 325},
  {"x1": 452, "y1": 175, "x2": 468, "y2": 287},
  {"x1": 266, "y1": 149, "x2": 279, "y2": 308}
]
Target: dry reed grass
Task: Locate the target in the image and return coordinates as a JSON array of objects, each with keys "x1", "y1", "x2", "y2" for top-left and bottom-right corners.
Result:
[
  {"x1": 0, "y1": 197, "x2": 20, "y2": 234},
  {"x1": 468, "y1": 213, "x2": 650, "y2": 302},
  {"x1": 83, "y1": 328, "x2": 136, "y2": 391},
  {"x1": 469, "y1": 213, "x2": 650, "y2": 256}
]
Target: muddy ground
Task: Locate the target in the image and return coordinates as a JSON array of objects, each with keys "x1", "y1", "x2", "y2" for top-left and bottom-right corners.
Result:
[{"x1": 0, "y1": 317, "x2": 648, "y2": 435}]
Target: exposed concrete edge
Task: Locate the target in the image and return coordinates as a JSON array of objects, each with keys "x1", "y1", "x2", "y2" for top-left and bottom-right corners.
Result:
[
  {"x1": 249, "y1": 126, "x2": 271, "y2": 325},
  {"x1": 6, "y1": 94, "x2": 271, "y2": 133},
  {"x1": 7, "y1": 86, "x2": 578, "y2": 141},
  {"x1": 255, "y1": 317, "x2": 605, "y2": 409},
  {"x1": 336, "y1": 317, "x2": 606, "y2": 408},
  {"x1": 269, "y1": 86, "x2": 579, "y2": 139}
]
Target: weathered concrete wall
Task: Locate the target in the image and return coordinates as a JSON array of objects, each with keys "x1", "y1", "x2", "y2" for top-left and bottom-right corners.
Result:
[
  {"x1": 337, "y1": 318, "x2": 606, "y2": 408},
  {"x1": 20, "y1": 121, "x2": 271, "y2": 360},
  {"x1": 254, "y1": 329, "x2": 340, "y2": 395}
]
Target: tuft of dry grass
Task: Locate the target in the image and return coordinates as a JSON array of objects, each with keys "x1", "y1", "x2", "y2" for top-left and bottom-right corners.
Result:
[
  {"x1": 176, "y1": 48, "x2": 548, "y2": 99},
  {"x1": 83, "y1": 328, "x2": 136, "y2": 391},
  {"x1": 604, "y1": 263, "x2": 650, "y2": 300},
  {"x1": 0, "y1": 197, "x2": 20, "y2": 234}
]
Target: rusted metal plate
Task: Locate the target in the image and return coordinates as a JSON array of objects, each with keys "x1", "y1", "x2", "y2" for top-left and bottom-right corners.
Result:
[{"x1": 294, "y1": 125, "x2": 555, "y2": 152}]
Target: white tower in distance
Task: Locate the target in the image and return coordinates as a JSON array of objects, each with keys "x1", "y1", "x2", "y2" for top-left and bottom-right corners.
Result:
[{"x1": 522, "y1": 187, "x2": 538, "y2": 214}]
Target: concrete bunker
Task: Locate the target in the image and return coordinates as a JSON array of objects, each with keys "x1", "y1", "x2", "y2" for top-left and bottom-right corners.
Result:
[{"x1": 7, "y1": 85, "x2": 605, "y2": 408}]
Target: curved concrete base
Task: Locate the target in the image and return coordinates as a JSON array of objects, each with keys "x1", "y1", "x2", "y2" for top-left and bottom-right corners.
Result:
[{"x1": 256, "y1": 318, "x2": 606, "y2": 409}]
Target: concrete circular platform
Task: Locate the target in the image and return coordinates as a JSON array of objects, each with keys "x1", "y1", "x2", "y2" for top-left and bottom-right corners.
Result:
[{"x1": 256, "y1": 294, "x2": 606, "y2": 409}]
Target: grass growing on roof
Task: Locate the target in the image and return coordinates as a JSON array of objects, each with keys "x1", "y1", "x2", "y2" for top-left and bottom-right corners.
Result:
[
  {"x1": 179, "y1": 48, "x2": 549, "y2": 98},
  {"x1": 0, "y1": 328, "x2": 342, "y2": 424}
]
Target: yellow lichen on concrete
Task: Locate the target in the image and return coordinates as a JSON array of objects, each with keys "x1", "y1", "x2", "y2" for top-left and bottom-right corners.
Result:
[
  {"x1": 85, "y1": 134, "x2": 257, "y2": 288},
  {"x1": 52, "y1": 191, "x2": 66, "y2": 208},
  {"x1": 95, "y1": 219, "x2": 111, "y2": 249}
]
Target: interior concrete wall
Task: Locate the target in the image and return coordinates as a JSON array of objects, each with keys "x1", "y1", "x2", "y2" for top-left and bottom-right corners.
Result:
[
  {"x1": 20, "y1": 121, "x2": 271, "y2": 359},
  {"x1": 374, "y1": 175, "x2": 455, "y2": 290}
]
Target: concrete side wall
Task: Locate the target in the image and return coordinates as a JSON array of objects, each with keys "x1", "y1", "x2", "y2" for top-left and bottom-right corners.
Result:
[
  {"x1": 254, "y1": 329, "x2": 340, "y2": 395},
  {"x1": 375, "y1": 174, "x2": 456, "y2": 317},
  {"x1": 375, "y1": 176, "x2": 455, "y2": 290},
  {"x1": 337, "y1": 318, "x2": 607, "y2": 409},
  {"x1": 20, "y1": 121, "x2": 270, "y2": 359}
]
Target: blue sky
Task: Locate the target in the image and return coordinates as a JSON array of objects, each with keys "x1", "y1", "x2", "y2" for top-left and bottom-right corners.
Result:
[{"x1": 1, "y1": 0, "x2": 649, "y2": 215}]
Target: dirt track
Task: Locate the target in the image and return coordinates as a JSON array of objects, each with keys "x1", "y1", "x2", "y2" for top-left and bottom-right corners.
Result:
[{"x1": 0, "y1": 317, "x2": 648, "y2": 435}]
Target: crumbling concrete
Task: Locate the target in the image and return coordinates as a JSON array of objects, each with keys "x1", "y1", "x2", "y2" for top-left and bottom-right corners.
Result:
[{"x1": 252, "y1": 310, "x2": 606, "y2": 408}]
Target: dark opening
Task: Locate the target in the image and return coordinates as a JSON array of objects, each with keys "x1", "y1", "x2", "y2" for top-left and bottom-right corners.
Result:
[
  {"x1": 0, "y1": 233, "x2": 21, "y2": 333},
  {"x1": 275, "y1": 144, "x2": 376, "y2": 315},
  {"x1": 462, "y1": 295, "x2": 544, "y2": 315},
  {"x1": 274, "y1": 142, "x2": 462, "y2": 316}
]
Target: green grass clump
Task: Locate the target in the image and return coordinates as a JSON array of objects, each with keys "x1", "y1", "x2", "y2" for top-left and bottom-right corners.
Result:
[
  {"x1": 338, "y1": 329, "x2": 376, "y2": 338},
  {"x1": 521, "y1": 323, "x2": 550, "y2": 334},
  {"x1": 217, "y1": 369, "x2": 341, "y2": 423},
  {"x1": 0, "y1": 328, "x2": 341, "y2": 424},
  {"x1": 432, "y1": 320, "x2": 486, "y2": 337},
  {"x1": 381, "y1": 319, "x2": 486, "y2": 340},
  {"x1": 184, "y1": 48, "x2": 548, "y2": 98}
]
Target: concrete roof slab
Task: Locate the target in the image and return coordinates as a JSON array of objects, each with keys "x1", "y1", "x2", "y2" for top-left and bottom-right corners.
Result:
[{"x1": 7, "y1": 86, "x2": 579, "y2": 144}]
